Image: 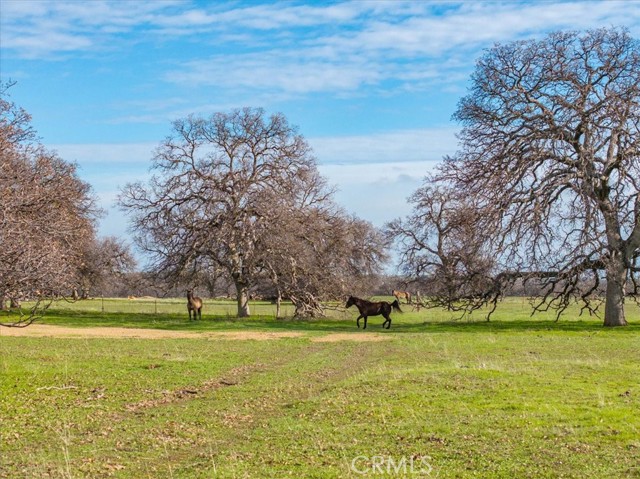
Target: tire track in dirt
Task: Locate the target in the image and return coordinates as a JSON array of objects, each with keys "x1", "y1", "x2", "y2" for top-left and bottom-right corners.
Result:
[{"x1": 123, "y1": 363, "x2": 267, "y2": 413}]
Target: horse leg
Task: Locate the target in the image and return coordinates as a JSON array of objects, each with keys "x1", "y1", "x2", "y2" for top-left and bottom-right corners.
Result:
[
  {"x1": 357, "y1": 315, "x2": 363, "y2": 328},
  {"x1": 198, "y1": 307, "x2": 202, "y2": 320},
  {"x1": 363, "y1": 316, "x2": 368, "y2": 329},
  {"x1": 383, "y1": 312, "x2": 392, "y2": 329}
]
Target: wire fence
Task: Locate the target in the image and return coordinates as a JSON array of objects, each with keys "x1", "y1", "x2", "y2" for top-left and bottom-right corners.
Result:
[
  {"x1": 39, "y1": 297, "x2": 353, "y2": 320},
  {"x1": 43, "y1": 297, "x2": 277, "y2": 316}
]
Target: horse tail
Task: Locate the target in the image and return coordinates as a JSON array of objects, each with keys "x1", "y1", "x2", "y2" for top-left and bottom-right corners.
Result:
[{"x1": 391, "y1": 300, "x2": 402, "y2": 313}]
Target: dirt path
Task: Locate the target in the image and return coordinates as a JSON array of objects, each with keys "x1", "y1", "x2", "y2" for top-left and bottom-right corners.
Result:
[
  {"x1": 310, "y1": 332, "x2": 389, "y2": 342},
  {"x1": 0, "y1": 324, "x2": 389, "y2": 342}
]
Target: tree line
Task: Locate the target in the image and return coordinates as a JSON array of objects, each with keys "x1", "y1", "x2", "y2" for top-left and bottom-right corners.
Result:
[
  {"x1": 2, "y1": 27, "x2": 638, "y2": 327},
  {"x1": 0, "y1": 84, "x2": 135, "y2": 325}
]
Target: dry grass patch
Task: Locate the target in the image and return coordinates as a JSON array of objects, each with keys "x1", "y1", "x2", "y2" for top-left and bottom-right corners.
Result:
[
  {"x1": 310, "y1": 332, "x2": 389, "y2": 342},
  {"x1": 0, "y1": 324, "x2": 305, "y2": 340},
  {"x1": 2, "y1": 325, "x2": 389, "y2": 343}
]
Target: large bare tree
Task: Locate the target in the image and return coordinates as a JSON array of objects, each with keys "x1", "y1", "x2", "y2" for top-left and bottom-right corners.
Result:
[
  {"x1": 0, "y1": 85, "x2": 99, "y2": 326},
  {"x1": 425, "y1": 28, "x2": 640, "y2": 327},
  {"x1": 120, "y1": 108, "x2": 373, "y2": 317}
]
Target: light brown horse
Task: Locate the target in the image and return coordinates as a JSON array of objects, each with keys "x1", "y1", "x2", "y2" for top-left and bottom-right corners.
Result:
[
  {"x1": 186, "y1": 289, "x2": 203, "y2": 320},
  {"x1": 392, "y1": 290, "x2": 412, "y2": 304}
]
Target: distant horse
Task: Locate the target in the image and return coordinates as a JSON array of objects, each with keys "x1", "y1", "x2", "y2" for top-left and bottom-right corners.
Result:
[
  {"x1": 345, "y1": 296, "x2": 402, "y2": 330},
  {"x1": 392, "y1": 290, "x2": 412, "y2": 304},
  {"x1": 187, "y1": 289, "x2": 203, "y2": 320}
]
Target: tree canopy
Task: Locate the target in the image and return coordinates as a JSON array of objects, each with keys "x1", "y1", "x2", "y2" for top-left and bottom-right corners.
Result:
[{"x1": 0, "y1": 84, "x2": 101, "y2": 326}]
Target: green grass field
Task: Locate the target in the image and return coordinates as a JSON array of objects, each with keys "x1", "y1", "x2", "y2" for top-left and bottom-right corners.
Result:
[{"x1": 1, "y1": 298, "x2": 639, "y2": 478}]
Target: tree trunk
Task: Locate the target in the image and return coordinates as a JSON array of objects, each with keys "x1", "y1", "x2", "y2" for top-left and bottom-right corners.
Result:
[
  {"x1": 604, "y1": 261, "x2": 628, "y2": 327},
  {"x1": 275, "y1": 292, "x2": 281, "y2": 319},
  {"x1": 235, "y1": 282, "x2": 251, "y2": 318}
]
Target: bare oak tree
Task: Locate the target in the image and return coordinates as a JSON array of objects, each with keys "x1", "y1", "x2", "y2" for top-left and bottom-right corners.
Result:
[
  {"x1": 0, "y1": 85, "x2": 99, "y2": 326},
  {"x1": 261, "y1": 197, "x2": 388, "y2": 317},
  {"x1": 388, "y1": 181, "x2": 497, "y2": 316},
  {"x1": 120, "y1": 108, "x2": 356, "y2": 317},
  {"x1": 75, "y1": 237, "x2": 137, "y2": 299},
  {"x1": 433, "y1": 28, "x2": 640, "y2": 326}
]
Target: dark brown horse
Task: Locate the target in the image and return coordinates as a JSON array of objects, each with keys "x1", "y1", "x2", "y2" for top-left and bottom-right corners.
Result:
[
  {"x1": 392, "y1": 290, "x2": 412, "y2": 304},
  {"x1": 187, "y1": 289, "x2": 203, "y2": 320},
  {"x1": 345, "y1": 296, "x2": 402, "y2": 329}
]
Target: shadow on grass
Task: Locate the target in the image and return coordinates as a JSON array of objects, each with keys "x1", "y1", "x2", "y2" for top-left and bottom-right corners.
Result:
[{"x1": 34, "y1": 308, "x2": 639, "y2": 335}]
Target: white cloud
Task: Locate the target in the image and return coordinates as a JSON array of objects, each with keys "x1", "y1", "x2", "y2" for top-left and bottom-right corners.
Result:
[
  {"x1": 310, "y1": 127, "x2": 458, "y2": 164},
  {"x1": 159, "y1": 1, "x2": 640, "y2": 97},
  {"x1": 50, "y1": 127, "x2": 457, "y2": 169},
  {"x1": 151, "y1": 2, "x2": 368, "y2": 31},
  {"x1": 164, "y1": 52, "x2": 384, "y2": 94},
  {"x1": 311, "y1": 1, "x2": 640, "y2": 73},
  {"x1": 0, "y1": 0, "x2": 178, "y2": 58},
  {"x1": 319, "y1": 159, "x2": 433, "y2": 192},
  {"x1": 3, "y1": 0, "x2": 637, "y2": 108},
  {"x1": 320, "y1": 161, "x2": 431, "y2": 226},
  {"x1": 50, "y1": 143, "x2": 156, "y2": 164},
  {"x1": 50, "y1": 128, "x2": 447, "y2": 231},
  {"x1": 5, "y1": 1, "x2": 637, "y2": 66},
  {"x1": 310, "y1": 127, "x2": 454, "y2": 226}
]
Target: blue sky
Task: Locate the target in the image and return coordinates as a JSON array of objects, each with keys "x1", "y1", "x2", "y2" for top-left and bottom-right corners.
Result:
[{"x1": 2, "y1": 0, "x2": 640, "y2": 256}]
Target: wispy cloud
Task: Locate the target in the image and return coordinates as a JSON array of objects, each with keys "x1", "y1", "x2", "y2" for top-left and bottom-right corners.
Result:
[
  {"x1": 50, "y1": 131, "x2": 442, "y2": 230},
  {"x1": 2, "y1": 0, "x2": 638, "y2": 119},
  {"x1": 312, "y1": 128, "x2": 451, "y2": 225},
  {"x1": 338, "y1": 1, "x2": 639, "y2": 57},
  {"x1": 150, "y1": 2, "x2": 368, "y2": 31},
  {"x1": 50, "y1": 142, "x2": 157, "y2": 164},
  {"x1": 320, "y1": 161, "x2": 431, "y2": 226},
  {"x1": 0, "y1": 0, "x2": 377, "y2": 58},
  {"x1": 309, "y1": 127, "x2": 458, "y2": 164},
  {"x1": 160, "y1": 1, "x2": 640, "y2": 98},
  {"x1": 164, "y1": 52, "x2": 385, "y2": 94},
  {"x1": 50, "y1": 126, "x2": 457, "y2": 167},
  {"x1": 0, "y1": 1, "x2": 176, "y2": 58},
  {"x1": 4, "y1": 1, "x2": 637, "y2": 66}
]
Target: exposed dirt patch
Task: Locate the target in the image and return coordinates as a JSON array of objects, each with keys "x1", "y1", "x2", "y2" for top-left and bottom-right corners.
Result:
[
  {"x1": 207, "y1": 331, "x2": 305, "y2": 341},
  {"x1": 125, "y1": 363, "x2": 264, "y2": 412},
  {"x1": 0, "y1": 324, "x2": 304, "y2": 340},
  {"x1": 1, "y1": 324, "x2": 390, "y2": 342},
  {"x1": 310, "y1": 332, "x2": 389, "y2": 342},
  {"x1": 1, "y1": 324, "x2": 201, "y2": 339}
]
